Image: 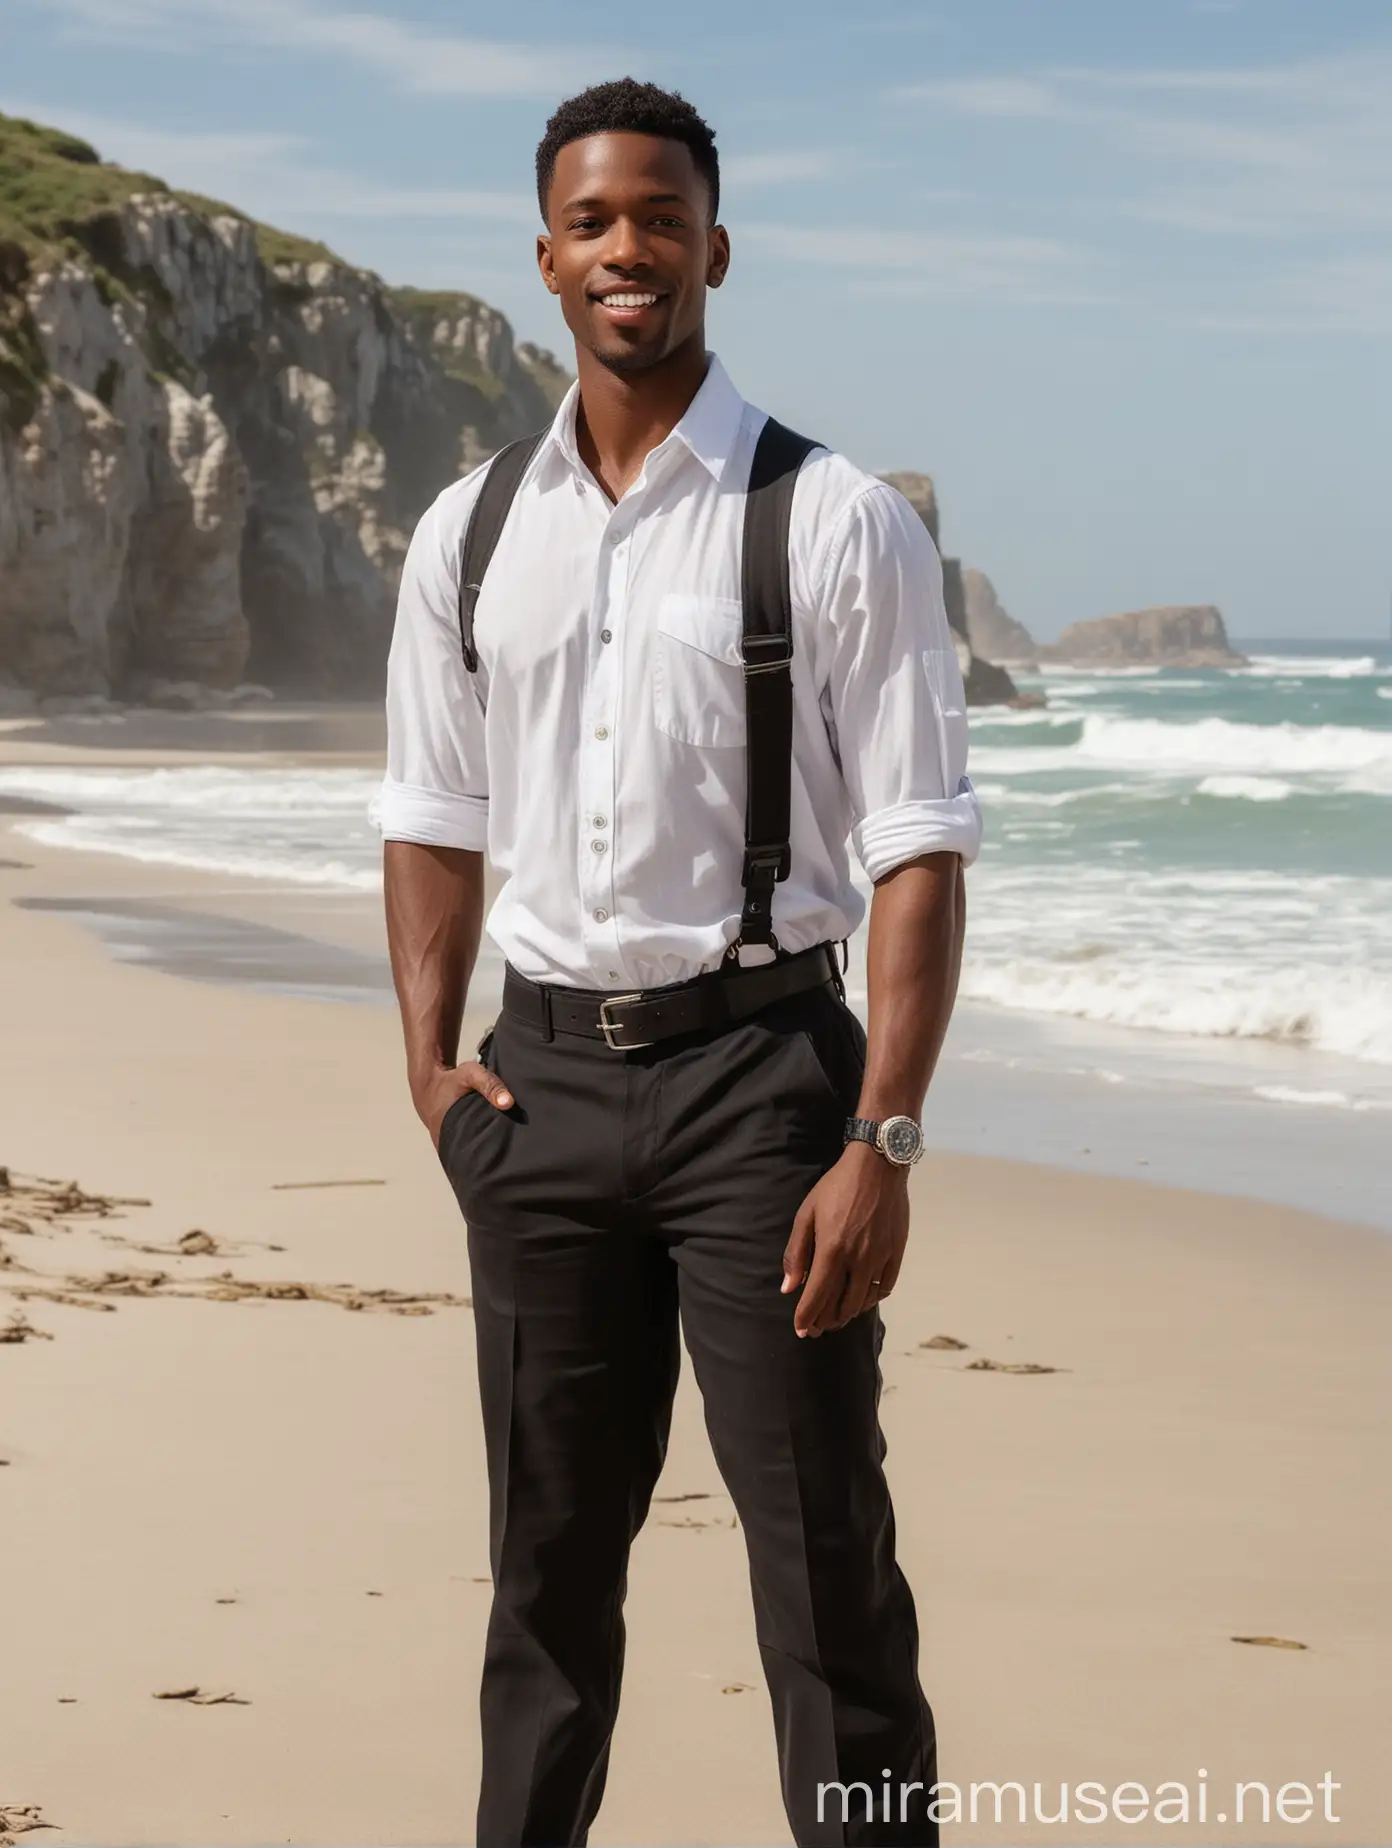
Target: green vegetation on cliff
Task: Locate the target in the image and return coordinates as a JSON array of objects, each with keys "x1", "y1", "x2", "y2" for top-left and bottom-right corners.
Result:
[{"x1": 0, "y1": 110, "x2": 338, "y2": 286}]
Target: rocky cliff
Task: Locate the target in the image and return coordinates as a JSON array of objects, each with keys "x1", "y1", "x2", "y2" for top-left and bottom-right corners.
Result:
[
  {"x1": 962, "y1": 566, "x2": 1036, "y2": 664},
  {"x1": 0, "y1": 111, "x2": 568, "y2": 702},
  {"x1": 1037, "y1": 605, "x2": 1246, "y2": 669},
  {"x1": 878, "y1": 471, "x2": 1033, "y2": 707}
]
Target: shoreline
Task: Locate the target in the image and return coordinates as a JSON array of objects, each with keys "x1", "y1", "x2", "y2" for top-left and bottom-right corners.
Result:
[{"x1": 2, "y1": 790, "x2": 1386, "y2": 1228}]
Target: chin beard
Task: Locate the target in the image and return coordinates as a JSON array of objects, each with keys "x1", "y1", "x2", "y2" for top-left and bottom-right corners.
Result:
[{"x1": 591, "y1": 336, "x2": 670, "y2": 376}]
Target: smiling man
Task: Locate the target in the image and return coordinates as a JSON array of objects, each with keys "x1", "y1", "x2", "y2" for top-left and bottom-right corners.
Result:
[{"x1": 378, "y1": 78, "x2": 981, "y2": 1848}]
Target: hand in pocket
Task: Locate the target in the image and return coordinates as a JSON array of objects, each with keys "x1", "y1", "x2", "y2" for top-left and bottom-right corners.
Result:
[{"x1": 420, "y1": 1046, "x2": 513, "y2": 1150}]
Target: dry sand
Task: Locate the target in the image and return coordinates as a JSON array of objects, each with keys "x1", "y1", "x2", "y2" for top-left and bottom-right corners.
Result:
[{"x1": 1, "y1": 720, "x2": 1389, "y2": 1846}]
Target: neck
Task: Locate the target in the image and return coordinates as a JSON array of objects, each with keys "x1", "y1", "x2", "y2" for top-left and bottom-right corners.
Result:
[{"x1": 572, "y1": 331, "x2": 710, "y2": 502}]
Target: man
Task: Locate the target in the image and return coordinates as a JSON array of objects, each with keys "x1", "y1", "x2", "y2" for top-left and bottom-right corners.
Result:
[{"x1": 379, "y1": 78, "x2": 981, "y2": 1848}]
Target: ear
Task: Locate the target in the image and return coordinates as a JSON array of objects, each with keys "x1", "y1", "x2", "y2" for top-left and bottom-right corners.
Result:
[
  {"x1": 537, "y1": 233, "x2": 559, "y2": 296},
  {"x1": 706, "y1": 224, "x2": 731, "y2": 291}
]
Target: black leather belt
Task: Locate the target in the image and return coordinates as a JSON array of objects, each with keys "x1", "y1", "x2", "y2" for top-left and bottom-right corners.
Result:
[{"x1": 502, "y1": 942, "x2": 843, "y2": 1051}]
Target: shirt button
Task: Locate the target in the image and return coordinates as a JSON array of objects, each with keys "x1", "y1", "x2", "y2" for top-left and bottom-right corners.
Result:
[
  {"x1": 591, "y1": 839, "x2": 608, "y2": 854},
  {"x1": 593, "y1": 907, "x2": 609, "y2": 922},
  {"x1": 592, "y1": 814, "x2": 607, "y2": 828},
  {"x1": 608, "y1": 531, "x2": 623, "y2": 546},
  {"x1": 600, "y1": 628, "x2": 612, "y2": 644},
  {"x1": 594, "y1": 725, "x2": 610, "y2": 740}
]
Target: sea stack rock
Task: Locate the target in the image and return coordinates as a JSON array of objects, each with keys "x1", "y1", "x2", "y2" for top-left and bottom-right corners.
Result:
[
  {"x1": 1038, "y1": 605, "x2": 1246, "y2": 669},
  {"x1": 962, "y1": 567, "x2": 1037, "y2": 664},
  {"x1": 878, "y1": 471, "x2": 1035, "y2": 707}
]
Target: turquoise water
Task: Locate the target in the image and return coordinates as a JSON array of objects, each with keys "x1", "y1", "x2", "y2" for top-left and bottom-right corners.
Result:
[{"x1": 957, "y1": 642, "x2": 1392, "y2": 1071}]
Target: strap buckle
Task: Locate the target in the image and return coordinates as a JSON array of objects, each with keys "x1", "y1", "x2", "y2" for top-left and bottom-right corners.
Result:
[
  {"x1": 741, "y1": 843, "x2": 791, "y2": 885},
  {"x1": 741, "y1": 634, "x2": 793, "y2": 676},
  {"x1": 597, "y1": 994, "x2": 654, "y2": 1051}
]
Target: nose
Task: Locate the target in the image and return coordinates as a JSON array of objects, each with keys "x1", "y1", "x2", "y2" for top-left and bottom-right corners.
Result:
[{"x1": 601, "y1": 214, "x2": 651, "y2": 273}]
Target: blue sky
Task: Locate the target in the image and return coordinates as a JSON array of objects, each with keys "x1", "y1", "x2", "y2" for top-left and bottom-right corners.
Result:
[{"x1": 5, "y1": 0, "x2": 1390, "y2": 641}]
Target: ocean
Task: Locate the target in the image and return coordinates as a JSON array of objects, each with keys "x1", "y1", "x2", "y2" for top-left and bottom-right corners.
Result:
[
  {"x1": 965, "y1": 640, "x2": 1392, "y2": 1073},
  {"x1": 3, "y1": 639, "x2": 1389, "y2": 1222}
]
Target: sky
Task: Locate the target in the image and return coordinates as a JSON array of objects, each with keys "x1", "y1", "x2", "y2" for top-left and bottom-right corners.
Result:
[{"x1": 4, "y1": 0, "x2": 1390, "y2": 642}]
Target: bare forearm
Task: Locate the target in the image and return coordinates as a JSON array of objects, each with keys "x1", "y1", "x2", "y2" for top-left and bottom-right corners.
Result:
[
  {"x1": 856, "y1": 850, "x2": 965, "y2": 1121},
  {"x1": 383, "y1": 841, "x2": 485, "y2": 1106}
]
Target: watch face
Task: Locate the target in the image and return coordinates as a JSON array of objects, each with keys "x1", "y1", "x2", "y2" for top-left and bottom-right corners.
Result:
[{"x1": 881, "y1": 1116, "x2": 923, "y2": 1165}]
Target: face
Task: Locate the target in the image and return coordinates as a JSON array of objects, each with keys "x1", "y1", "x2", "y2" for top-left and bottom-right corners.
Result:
[{"x1": 538, "y1": 131, "x2": 730, "y2": 375}]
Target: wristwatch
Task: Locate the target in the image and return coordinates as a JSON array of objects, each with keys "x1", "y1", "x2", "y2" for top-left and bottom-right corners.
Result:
[{"x1": 844, "y1": 1115, "x2": 925, "y2": 1167}]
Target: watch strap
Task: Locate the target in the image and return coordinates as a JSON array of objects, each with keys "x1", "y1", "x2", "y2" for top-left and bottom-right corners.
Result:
[{"x1": 844, "y1": 1117, "x2": 882, "y2": 1150}]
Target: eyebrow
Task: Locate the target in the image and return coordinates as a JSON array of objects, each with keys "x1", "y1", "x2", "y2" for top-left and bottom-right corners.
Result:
[{"x1": 560, "y1": 191, "x2": 691, "y2": 214}]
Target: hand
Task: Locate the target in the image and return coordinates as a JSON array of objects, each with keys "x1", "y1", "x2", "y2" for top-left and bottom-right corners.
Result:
[
  {"x1": 781, "y1": 1142, "x2": 909, "y2": 1338},
  {"x1": 417, "y1": 1060, "x2": 514, "y2": 1150}
]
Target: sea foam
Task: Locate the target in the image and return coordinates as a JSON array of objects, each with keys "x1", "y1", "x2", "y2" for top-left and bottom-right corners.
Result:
[
  {"x1": 972, "y1": 714, "x2": 1392, "y2": 788},
  {"x1": 959, "y1": 956, "x2": 1392, "y2": 1066}
]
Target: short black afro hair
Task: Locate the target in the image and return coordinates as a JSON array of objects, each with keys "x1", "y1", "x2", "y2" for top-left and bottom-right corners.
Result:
[{"x1": 536, "y1": 78, "x2": 719, "y2": 223}]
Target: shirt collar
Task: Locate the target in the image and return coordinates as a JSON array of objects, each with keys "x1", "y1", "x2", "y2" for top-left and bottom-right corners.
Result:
[{"x1": 543, "y1": 352, "x2": 746, "y2": 487}]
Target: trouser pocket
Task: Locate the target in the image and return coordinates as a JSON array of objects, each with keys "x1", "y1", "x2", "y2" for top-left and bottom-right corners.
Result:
[
  {"x1": 437, "y1": 1024, "x2": 505, "y2": 1194},
  {"x1": 789, "y1": 987, "x2": 866, "y2": 1115}
]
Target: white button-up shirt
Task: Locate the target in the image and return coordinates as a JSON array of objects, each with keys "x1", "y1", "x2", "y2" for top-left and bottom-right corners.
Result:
[{"x1": 377, "y1": 354, "x2": 982, "y2": 991}]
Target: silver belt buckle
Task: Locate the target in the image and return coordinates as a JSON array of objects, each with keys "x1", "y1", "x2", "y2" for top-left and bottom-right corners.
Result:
[{"x1": 598, "y1": 993, "x2": 653, "y2": 1051}]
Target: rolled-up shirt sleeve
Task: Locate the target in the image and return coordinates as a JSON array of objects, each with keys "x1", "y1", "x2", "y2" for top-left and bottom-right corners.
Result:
[
  {"x1": 374, "y1": 482, "x2": 491, "y2": 851},
  {"x1": 820, "y1": 481, "x2": 983, "y2": 880}
]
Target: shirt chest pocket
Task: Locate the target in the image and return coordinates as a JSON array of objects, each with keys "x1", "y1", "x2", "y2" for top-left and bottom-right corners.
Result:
[{"x1": 652, "y1": 594, "x2": 746, "y2": 749}]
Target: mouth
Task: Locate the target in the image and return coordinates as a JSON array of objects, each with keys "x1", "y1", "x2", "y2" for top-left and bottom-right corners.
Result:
[{"x1": 590, "y1": 287, "x2": 668, "y2": 325}]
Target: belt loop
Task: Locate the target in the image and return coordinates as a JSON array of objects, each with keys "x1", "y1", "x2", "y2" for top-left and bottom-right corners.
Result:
[{"x1": 539, "y1": 982, "x2": 554, "y2": 1043}]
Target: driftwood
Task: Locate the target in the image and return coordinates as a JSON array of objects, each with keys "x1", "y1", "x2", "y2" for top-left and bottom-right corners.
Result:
[
  {"x1": 7, "y1": 1266, "x2": 469, "y2": 1317},
  {"x1": 0, "y1": 1166, "x2": 470, "y2": 1342},
  {"x1": 0, "y1": 1803, "x2": 58, "y2": 1843},
  {"x1": 963, "y1": 1358, "x2": 1066, "y2": 1375}
]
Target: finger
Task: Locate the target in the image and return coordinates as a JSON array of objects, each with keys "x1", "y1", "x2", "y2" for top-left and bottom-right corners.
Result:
[
  {"x1": 794, "y1": 1247, "x2": 849, "y2": 1339},
  {"x1": 461, "y1": 1061, "x2": 513, "y2": 1111},
  {"x1": 781, "y1": 1198, "x2": 816, "y2": 1295},
  {"x1": 875, "y1": 1246, "x2": 905, "y2": 1301},
  {"x1": 832, "y1": 1259, "x2": 877, "y2": 1330}
]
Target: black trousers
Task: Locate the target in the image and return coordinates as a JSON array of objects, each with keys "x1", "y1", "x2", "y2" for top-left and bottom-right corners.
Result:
[{"x1": 439, "y1": 969, "x2": 937, "y2": 1848}]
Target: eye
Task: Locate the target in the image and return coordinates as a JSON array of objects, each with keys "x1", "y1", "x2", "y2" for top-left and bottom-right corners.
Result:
[
  {"x1": 568, "y1": 216, "x2": 602, "y2": 232},
  {"x1": 652, "y1": 216, "x2": 685, "y2": 228}
]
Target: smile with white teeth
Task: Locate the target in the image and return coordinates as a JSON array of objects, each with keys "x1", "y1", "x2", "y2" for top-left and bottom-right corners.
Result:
[{"x1": 598, "y1": 291, "x2": 661, "y2": 308}]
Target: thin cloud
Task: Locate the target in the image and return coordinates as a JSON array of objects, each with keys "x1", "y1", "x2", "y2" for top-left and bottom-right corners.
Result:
[
  {"x1": 723, "y1": 150, "x2": 840, "y2": 188},
  {"x1": 26, "y1": 0, "x2": 616, "y2": 98},
  {"x1": 1180, "y1": 253, "x2": 1392, "y2": 336},
  {"x1": 2, "y1": 104, "x2": 537, "y2": 229},
  {"x1": 741, "y1": 220, "x2": 1101, "y2": 304},
  {"x1": 895, "y1": 77, "x2": 1065, "y2": 118},
  {"x1": 894, "y1": 49, "x2": 1392, "y2": 238}
]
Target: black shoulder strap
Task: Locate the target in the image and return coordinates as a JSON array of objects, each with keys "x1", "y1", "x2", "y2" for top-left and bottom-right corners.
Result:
[
  {"x1": 457, "y1": 431, "x2": 547, "y2": 671},
  {"x1": 733, "y1": 416, "x2": 822, "y2": 960}
]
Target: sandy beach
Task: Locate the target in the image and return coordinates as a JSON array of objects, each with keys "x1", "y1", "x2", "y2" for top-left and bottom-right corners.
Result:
[{"x1": 2, "y1": 714, "x2": 1389, "y2": 1847}]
